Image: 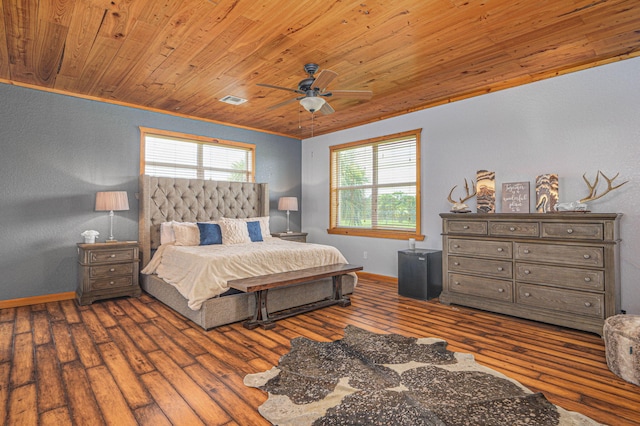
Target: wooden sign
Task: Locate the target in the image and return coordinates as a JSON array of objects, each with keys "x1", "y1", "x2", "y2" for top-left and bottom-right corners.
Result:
[{"x1": 501, "y1": 182, "x2": 530, "y2": 213}]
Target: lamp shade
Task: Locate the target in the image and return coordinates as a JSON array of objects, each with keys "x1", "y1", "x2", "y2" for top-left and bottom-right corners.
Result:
[
  {"x1": 95, "y1": 191, "x2": 129, "y2": 211},
  {"x1": 299, "y1": 96, "x2": 326, "y2": 113},
  {"x1": 278, "y1": 197, "x2": 298, "y2": 211}
]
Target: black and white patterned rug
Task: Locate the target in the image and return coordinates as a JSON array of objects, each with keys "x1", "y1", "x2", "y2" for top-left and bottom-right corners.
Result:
[{"x1": 244, "y1": 325, "x2": 601, "y2": 425}]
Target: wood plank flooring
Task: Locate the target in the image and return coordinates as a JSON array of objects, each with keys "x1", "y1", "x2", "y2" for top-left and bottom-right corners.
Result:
[{"x1": 1, "y1": 277, "x2": 639, "y2": 425}]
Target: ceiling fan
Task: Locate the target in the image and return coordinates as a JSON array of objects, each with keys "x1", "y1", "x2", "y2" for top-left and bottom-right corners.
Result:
[{"x1": 257, "y1": 63, "x2": 373, "y2": 114}]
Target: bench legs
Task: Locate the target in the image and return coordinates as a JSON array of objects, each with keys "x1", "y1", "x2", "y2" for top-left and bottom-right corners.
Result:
[{"x1": 242, "y1": 274, "x2": 351, "y2": 330}]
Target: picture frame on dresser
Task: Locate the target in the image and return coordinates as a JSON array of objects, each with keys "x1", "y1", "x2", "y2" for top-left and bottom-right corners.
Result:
[{"x1": 439, "y1": 213, "x2": 621, "y2": 335}]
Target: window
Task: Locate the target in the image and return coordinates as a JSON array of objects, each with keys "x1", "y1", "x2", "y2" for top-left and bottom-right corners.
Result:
[
  {"x1": 329, "y1": 129, "x2": 422, "y2": 240},
  {"x1": 140, "y1": 127, "x2": 255, "y2": 182}
]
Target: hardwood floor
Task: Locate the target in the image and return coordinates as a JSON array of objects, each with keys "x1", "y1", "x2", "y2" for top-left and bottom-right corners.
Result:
[{"x1": 1, "y1": 277, "x2": 638, "y2": 425}]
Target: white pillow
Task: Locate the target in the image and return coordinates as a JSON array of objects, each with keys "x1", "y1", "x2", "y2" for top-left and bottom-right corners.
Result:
[
  {"x1": 234, "y1": 216, "x2": 272, "y2": 239},
  {"x1": 160, "y1": 221, "x2": 179, "y2": 245},
  {"x1": 220, "y1": 218, "x2": 251, "y2": 245},
  {"x1": 173, "y1": 222, "x2": 200, "y2": 246}
]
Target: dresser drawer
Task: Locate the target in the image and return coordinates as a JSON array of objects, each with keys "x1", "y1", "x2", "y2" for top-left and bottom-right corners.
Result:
[
  {"x1": 89, "y1": 263, "x2": 133, "y2": 278},
  {"x1": 516, "y1": 283, "x2": 604, "y2": 318},
  {"x1": 448, "y1": 273, "x2": 513, "y2": 302},
  {"x1": 87, "y1": 248, "x2": 136, "y2": 264},
  {"x1": 90, "y1": 276, "x2": 135, "y2": 290},
  {"x1": 515, "y1": 263, "x2": 604, "y2": 291},
  {"x1": 449, "y1": 256, "x2": 512, "y2": 279},
  {"x1": 489, "y1": 221, "x2": 539, "y2": 237},
  {"x1": 541, "y1": 222, "x2": 603, "y2": 240},
  {"x1": 448, "y1": 238, "x2": 512, "y2": 258},
  {"x1": 514, "y1": 242, "x2": 603, "y2": 267},
  {"x1": 445, "y1": 220, "x2": 487, "y2": 235}
]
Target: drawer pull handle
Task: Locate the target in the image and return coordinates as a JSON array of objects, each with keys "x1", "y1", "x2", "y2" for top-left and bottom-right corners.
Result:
[
  {"x1": 524, "y1": 269, "x2": 531, "y2": 275},
  {"x1": 497, "y1": 248, "x2": 503, "y2": 252},
  {"x1": 584, "y1": 302, "x2": 592, "y2": 307},
  {"x1": 567, "y1": 229, "x2": 574, "y2": 234},
  {"x1": 583, "y1": 254, "x2": 591, "y2": 259},
  {"x1": 584, "y1": 277, "x2": 591, "y2": 282},
  {"x1": 453, "y1": 244, "x2": 460, "y2": 248},
  {"x1": 109, "y1": 281, "x2": 115, "y2": 285},
  {"x1": 523, "y1": 249, "x2": 530, "y2": 254},
  {"x1": 454, "y1": 262, "x2": 460, "y2": 266},
  {"x1": 509, "y1": 227, "x2": 516, "y2": 231},
  {"x1": 497, "y1": 267, "x2": 504, "y2": 271},
  {"x1": 498, "y1": 288, "x2": 504, "y2": 293},
  {"x1": 524, "y1": 292, "x2": 531, "y2": 297},
  {"x1": 454, "y1": 281, "x2": 461, "y2": 285},
  {"x1": 463, "y1": 225, "x2": 469, "y2": 229},
  {"x1": 110, "y1": 254, "x2": 116, "y2": 258}
]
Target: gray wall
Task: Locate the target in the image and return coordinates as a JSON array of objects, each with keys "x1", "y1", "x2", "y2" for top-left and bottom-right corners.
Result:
[
  {"x1": 302, "y1": 56, "x2": 640, "y2": 314},
  {"x1": 0, "y1": 84, "x2": 301, "y2": 300}
]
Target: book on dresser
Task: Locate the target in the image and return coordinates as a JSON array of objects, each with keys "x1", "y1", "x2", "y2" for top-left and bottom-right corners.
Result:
[{"x1": 439, "y1": 213, "x2": 621, "y2": 335}]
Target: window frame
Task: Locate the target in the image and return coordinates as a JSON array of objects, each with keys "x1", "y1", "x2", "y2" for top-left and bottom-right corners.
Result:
[
  {"x1": 139, "y1": 127, "x2": 256, "y2": 182},
  {"x1": 328, "y1": 129, "x2": 423, "y2": 240}
]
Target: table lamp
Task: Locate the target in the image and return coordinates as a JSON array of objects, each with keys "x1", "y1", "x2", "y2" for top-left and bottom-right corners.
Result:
[
  {"x1": 278, "y1": 197, "x2": 298, "y2": 233},
  {"x1": 95, "y1": 191, "x2": 129, "y2": 242}
]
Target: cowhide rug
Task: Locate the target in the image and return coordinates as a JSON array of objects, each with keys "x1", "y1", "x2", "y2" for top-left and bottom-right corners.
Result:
[{"x1": 244, "y1": 325, "x2": 601, "y2": 426}]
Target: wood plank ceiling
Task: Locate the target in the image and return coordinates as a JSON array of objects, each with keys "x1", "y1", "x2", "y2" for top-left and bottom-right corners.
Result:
[{"x1": 1, "y1": 0, "x2": 639, "y2": 139}]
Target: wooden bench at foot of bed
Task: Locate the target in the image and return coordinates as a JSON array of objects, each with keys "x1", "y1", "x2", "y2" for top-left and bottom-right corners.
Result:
[{"x1": 228, "y1": 263, "x2": 363, "y2": 330}]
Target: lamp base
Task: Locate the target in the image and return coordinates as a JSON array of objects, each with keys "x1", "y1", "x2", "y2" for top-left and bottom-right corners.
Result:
[{"x1": 105, "y1": 239, "x2": 119, "y2": 243}]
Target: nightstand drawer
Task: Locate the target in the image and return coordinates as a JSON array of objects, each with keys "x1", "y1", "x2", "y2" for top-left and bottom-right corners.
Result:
[
  {"x1": 90, "y1": 276, "x2": 135, "y2": 290},
  {"x1": 90, "y1": 263, "x2": 133, "y2": 278},
  {"x1": 88, "y1": 248, "x2": 136, "y2": 263}
]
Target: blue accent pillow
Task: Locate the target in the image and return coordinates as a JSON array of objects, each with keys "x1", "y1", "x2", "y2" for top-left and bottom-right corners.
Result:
[
  {"x1": 247, "y1": 221, "x2": 263, "y2": 242},
  {"x1": 197, "y1": 222, "x2": 223, "y2": 245}
]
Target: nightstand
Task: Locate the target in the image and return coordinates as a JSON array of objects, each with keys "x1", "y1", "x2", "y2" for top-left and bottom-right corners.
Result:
[
  {"x1": 271, "y1": 232, "x2": 308, "y2": 243},
  {"x1": 76, "y1": 241, "x2": 140, "y2": 305}
]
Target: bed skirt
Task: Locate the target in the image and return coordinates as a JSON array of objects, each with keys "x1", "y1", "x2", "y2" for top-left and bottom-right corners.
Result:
[{"x1": 141, "y1": 273, "x2": 355, "y2": 330}]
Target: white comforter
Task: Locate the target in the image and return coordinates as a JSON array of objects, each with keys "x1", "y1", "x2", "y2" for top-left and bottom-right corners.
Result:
[{"x1": 141, "y1": 238, "x2": 356, "y2": 310}]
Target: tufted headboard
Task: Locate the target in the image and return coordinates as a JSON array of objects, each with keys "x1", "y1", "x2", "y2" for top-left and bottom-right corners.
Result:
[{"x1": 138, "y1": 175, "x2": 269, "y2": 267}]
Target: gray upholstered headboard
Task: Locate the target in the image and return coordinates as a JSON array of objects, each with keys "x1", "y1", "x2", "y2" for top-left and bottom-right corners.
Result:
[{"x1": 138, "y1": 175, "x2": 269, "y2": 267}]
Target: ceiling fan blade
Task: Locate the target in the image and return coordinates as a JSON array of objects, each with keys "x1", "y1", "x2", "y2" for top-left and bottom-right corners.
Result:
[
  {"x1": 267, "y1": 97, "x2": 300, "y2": 110},
  {"x1": 257, "y1": 83, "x2": 305, "y2": 95},
  {"x1": 319, "y1": 101, "x2": 335, "y2": 115},
  {"x1": 327, "y1": 90, "x2": 373, "y2": 99},
  {"x1": 311, "y1": 69, "x2": 338, "y2": 91}
]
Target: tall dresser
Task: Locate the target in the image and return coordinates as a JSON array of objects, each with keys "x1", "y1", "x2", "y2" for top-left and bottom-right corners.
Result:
[{"x1": 440, "y1": 213, "x2": 621, "y2": 335}]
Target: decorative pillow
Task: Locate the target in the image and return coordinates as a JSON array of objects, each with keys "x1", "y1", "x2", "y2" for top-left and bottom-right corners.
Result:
[
  {"x1": 197, "y1": 222, "x2": 223, "y2": 245},
  {"x1": 160, "y1": 221, "x2": 179, "y2": 244},
  {"x1": 230, "y1": 216, "x2": 272, "y2": 239},
  {"x1": 220, "y1": 218, "x2": 251, "y2": 245},
  {"x1": 247, "y1": 221, "x2": 263, "y2": 242},
  {"x1": 173, "y1": 222, "x2": 200, "y2": 246}
]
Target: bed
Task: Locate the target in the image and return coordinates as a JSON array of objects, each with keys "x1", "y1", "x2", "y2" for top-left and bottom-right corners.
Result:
[{"x1": 138, "y1": 175, "x2": 356, "y2": 329}]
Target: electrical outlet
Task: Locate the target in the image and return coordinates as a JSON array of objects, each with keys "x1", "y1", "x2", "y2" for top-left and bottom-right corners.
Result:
[{"x1": 363, "y1": 251, "x2": 368, "y2": 259}]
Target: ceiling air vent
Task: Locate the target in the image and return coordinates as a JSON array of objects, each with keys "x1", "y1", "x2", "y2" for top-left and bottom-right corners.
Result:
[{"x1": 220, "y1": 95, "x2": 247, "y2": 105}]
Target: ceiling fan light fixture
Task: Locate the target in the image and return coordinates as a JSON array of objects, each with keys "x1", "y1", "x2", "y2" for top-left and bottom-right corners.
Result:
[{"x1": 299, "y1": 96, "x2": 325, "y2": 113}]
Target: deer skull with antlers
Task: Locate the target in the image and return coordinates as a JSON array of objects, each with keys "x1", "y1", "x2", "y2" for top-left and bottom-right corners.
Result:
[
  {"x1": 556, "y1": 171, "x2": 628, "y2": 211},
  {"x1": 447, "y1": 179, "x2": 477, "y2": 212}
]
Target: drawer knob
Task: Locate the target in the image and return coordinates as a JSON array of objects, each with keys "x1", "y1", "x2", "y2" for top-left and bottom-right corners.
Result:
[
  {"x1": 498, "y1": 288, "x2": 504, "y2": 293},
  {"x1": 584, "y1": 277, "x2": 591, "y2": 282},
  {"x1": 453, "y1": 244, "x2": 460, "y2": 249},
  {"x1": 497, "y1": 248, "x2": 503, "y2": 252},
  {"x1": 567, "y1": 228, "x2": 574, "y2": 234},
  {"x1": 463, "y1": 225, "x2": 469, "y2": 229},
  {"x1": 454, "y1": 281, "x2": 461, "y2": 285},
  {"x1": 524, "y1": 292, "x2": 531, "y2": 297},
  {"x1": 110, "y1": 254, "x2": 116, "y2": 258},
  {"x1": 524, "y1": 269, "x2": 531, "y2": 275},
  {"x1": 509, "y1": 227, "x2": 516, "y2": 231},
  {"x1": 109, "y1": 268, "x2": 115, "y2": 272},
  {"x1": 454, "y1": 262, "x2": 460, "y2": 266},
  {"x1": 523, "y1": 249, "x2": 530, "y2": 254},
  {"x1": 583, "y1": 254, "x2": 591, "y2": 259},
  {"x1": 497, "y1": 267, "x2": 504, "y2": 272},
  {"x1": 584, "y1": 302, "x2": 592, "y2": 307},
  {"x1": 109, "y1": 281, "x2": 115, "y2": 285}
]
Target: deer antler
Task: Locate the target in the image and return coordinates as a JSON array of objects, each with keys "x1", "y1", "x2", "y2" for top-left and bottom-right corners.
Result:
[
  {"x1": 579, "y1": 171, "x2": 628, "y2": 203},
  {"x1": 447, "y1": 178, "x2": 477, "y2": 204}
]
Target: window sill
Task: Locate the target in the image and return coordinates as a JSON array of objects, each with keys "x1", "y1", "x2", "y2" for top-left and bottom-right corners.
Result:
[{"x1": 327, "y1": 228, "x2": 424, "y2": 241}]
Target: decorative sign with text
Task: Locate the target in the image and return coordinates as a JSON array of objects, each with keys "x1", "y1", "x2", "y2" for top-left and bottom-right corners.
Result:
[{"x1": 501, "y1": 182, "x2": 530, "y2": 213}]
